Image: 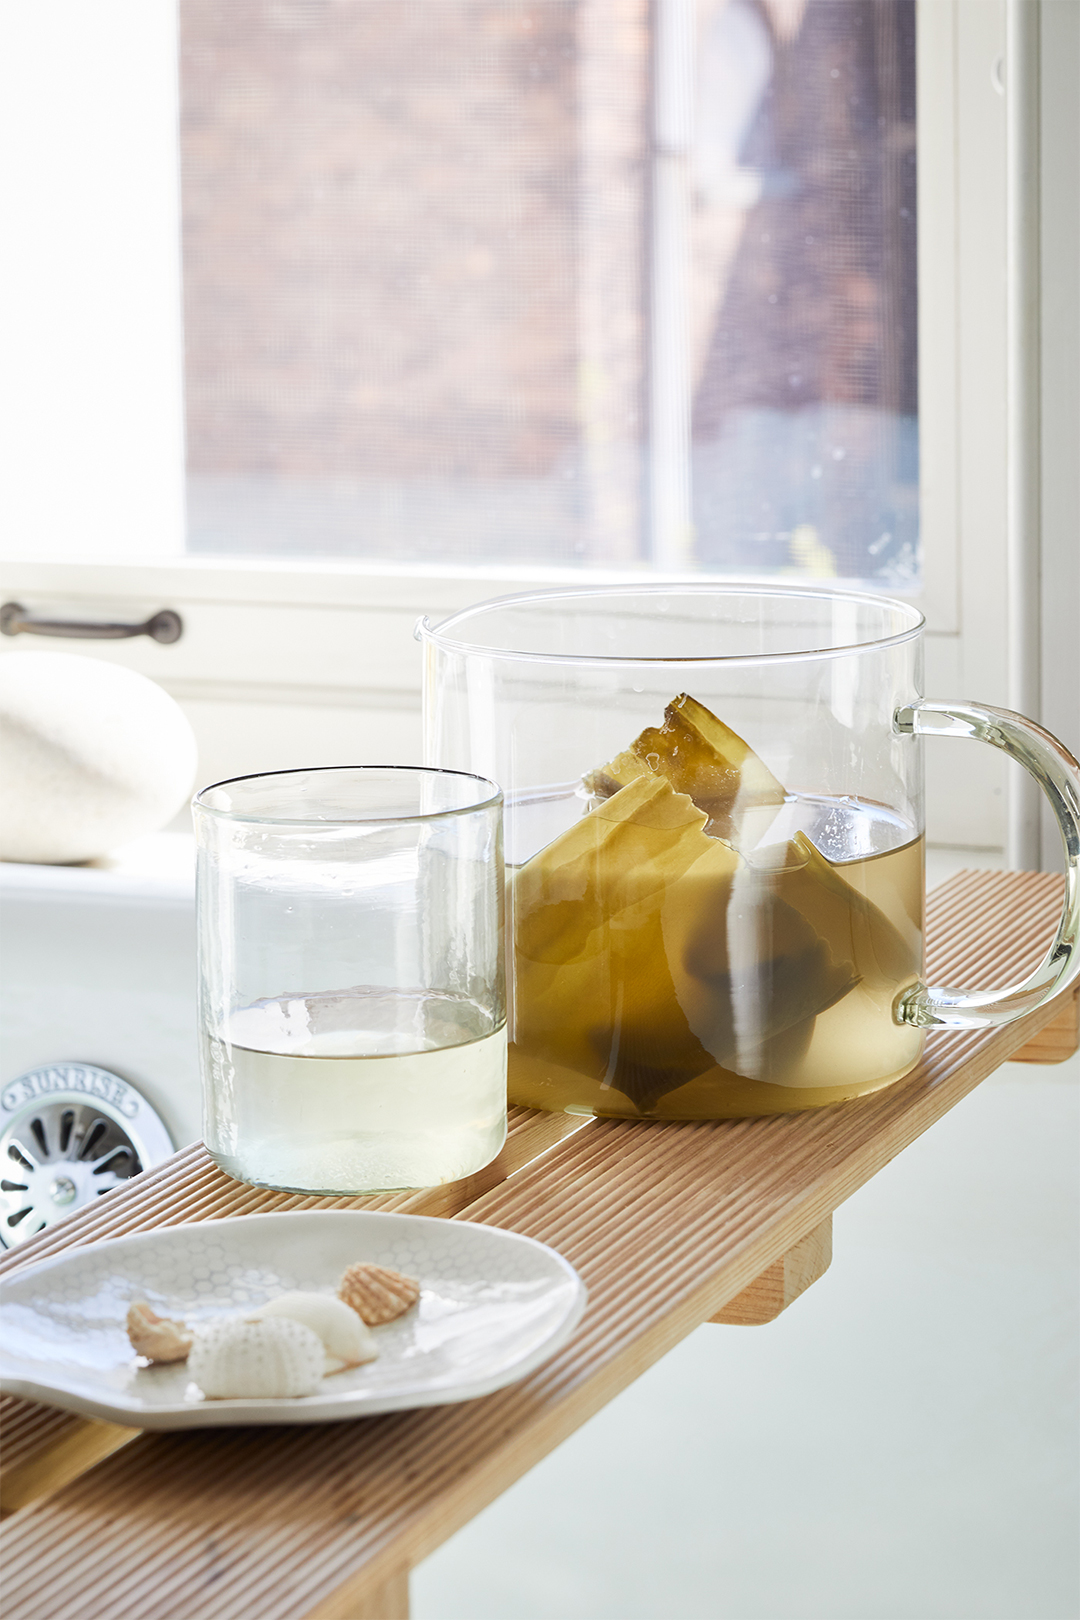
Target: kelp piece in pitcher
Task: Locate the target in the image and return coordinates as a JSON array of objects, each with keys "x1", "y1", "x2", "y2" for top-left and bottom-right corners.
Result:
[
  {"x1": 583, "y1": 692, "x2": 786, "y2": 844},
  {"x1": 508, "y1": 697, "x2": 922, "y2": 1118},
  {"x1": 510, "y1": 775, "x2": 737, "y2": 1106}
]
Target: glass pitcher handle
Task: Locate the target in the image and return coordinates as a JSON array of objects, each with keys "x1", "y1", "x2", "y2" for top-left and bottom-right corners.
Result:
[{"x1": 894, "y1": 700, "x2": 1080, "y2": 1030}]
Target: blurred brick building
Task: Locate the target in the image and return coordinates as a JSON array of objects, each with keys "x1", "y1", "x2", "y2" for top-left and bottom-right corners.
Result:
[
  {"x1": 180, "y1": 0, "x2": 916, "y2": 578},
  {"x1": 181, "y1": 0, "x2": 651, "y2": 563}
]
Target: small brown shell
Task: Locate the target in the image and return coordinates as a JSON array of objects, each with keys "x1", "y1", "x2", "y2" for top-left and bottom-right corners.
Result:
[
  {"x1": 127, "y1": 1300, "x2": 193, "y2": 1363},
  {"x1": 338, "y1": 1263, "x2": 420, "y2": 1326}
]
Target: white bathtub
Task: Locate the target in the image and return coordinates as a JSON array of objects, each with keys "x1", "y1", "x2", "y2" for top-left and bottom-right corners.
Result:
[{"x1": 0, "y1": 839, "x2": 201, "y2": 1155}]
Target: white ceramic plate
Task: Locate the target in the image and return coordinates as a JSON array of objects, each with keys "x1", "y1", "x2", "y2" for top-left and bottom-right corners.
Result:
[{"x1": 0, "y1": 1210, "x2": 587, "y2": 1429}]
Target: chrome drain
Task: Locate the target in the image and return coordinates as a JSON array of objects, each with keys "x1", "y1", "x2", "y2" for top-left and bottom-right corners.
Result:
[{"x1": 0, "y1": 1063, "x2": 174, "y2": 1248}]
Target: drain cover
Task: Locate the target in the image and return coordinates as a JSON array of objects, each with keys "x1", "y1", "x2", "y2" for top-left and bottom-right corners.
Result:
[{"x1": 0, "y1": 1063, "x2": 174, "y2": 1248}]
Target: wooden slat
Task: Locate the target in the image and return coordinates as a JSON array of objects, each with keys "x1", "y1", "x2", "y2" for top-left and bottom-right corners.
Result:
[
  {"x1": 0, "y1": 871, "x2": 1068, "y2": 1620},
  {"x1": 0, "y1": 1403, "x2": 138, "y2": 1519},
  {"x1": 1011, "y1": 984, "x2": 1079, "y2": 1063},
  {"x1": 306, "y1": 1567, "x2": 409, "y2": 1620},
  {"x1": 710, "y1": 1215, "x2": 832, "y2": 1325},
  {"x1": 0, "y1": 1107, "x2": 587, "y2": 1280}
]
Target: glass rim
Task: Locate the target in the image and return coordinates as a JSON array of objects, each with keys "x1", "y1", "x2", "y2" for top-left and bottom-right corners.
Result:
[
  {"x1": 418, "y1": 581, "x2": 926, "y2": 667},
  {"x1": 192, "y1": 764, "x2": 503, "y2": 827}
]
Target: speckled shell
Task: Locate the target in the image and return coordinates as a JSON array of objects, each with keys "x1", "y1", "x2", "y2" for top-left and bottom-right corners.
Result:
[
  {"x1": 253, "y1": 1291, "x2": 377, "y2": 1371},
  {"x1": 338, "y1": 1262, "x2": 420, "y2": 1326},
  {"x1": 188, "y1": 1316, "x2": 325, "y2": 1399}
]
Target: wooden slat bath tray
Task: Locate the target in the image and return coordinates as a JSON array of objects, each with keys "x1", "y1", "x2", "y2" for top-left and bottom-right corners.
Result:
[{"x1": 1, "y1": 871, "x2": 1076, "y2": 1620}]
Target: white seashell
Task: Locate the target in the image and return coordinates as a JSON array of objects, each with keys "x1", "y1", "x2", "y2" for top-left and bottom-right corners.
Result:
[
  {"x1": 188, "y1": 1316, "x2": 325, "y2": 1399},
  {"x1": 252, "y1": 1291, "x2": 378, "y2": 1373}
]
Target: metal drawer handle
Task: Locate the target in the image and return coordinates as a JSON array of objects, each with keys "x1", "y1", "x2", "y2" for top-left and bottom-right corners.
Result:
[{"x1": 0, "y1": 602, "x2": 183, "y2": 644}]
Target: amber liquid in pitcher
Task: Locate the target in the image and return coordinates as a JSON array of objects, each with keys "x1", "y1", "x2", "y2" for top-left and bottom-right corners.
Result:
[{"x1": 507, "y1": 793, "x2": 925, "y2": 1120}]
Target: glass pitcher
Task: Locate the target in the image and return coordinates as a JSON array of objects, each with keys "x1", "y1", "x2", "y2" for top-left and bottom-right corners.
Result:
[{"x1": 418, "y1": 585, "x2": 1080, "y2": 1120}]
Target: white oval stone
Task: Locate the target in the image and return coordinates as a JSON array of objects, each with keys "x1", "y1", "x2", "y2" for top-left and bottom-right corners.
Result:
[{"x1": 0, "y1": 652, "x2": 198, "y2": 864}]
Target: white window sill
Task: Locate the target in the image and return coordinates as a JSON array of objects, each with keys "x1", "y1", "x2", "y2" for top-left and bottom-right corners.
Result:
[{"x1": 0, "y1": 833, "x2": 195, "y2": 906}]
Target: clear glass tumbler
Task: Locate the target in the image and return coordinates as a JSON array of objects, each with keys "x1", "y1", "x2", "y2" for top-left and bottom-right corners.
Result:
[
  {"x1": 419, "y1": 584, "x2": 1080, "y2": 1120},
  {"x1": 193, "y1": 766, "x2": 506, "y2": 1193}
]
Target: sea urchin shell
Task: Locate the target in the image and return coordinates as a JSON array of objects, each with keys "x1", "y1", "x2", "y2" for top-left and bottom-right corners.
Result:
[
  {"x1": 338, "y1": 1262, "x2": 420, "y2": 1325},
  {"x1": 188, "y1": 1316, "x2": 325, "y2": 1399}
]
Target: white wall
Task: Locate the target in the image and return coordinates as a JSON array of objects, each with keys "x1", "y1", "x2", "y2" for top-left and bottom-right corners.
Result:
[{"x1": 0, "y1": 1, "x2": 185, "y2": 562}]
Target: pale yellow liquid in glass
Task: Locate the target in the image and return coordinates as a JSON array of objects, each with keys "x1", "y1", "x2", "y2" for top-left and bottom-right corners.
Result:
[
  {"x1": 508, "y1": 798, "x2": 924, "y2": 1119},
  {"x1": 203, "y1": 988, "x2": 507, "y2": 1192}
]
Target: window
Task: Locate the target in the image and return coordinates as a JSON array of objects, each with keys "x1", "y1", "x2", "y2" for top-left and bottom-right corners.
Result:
[
  {"x1": 2, "y1": 2, "x2": 1076, "y2": 854},
  {"x1": 178, "y1": 0, "x2": 918, "y2": 584},
  {"x1": 3, "y1": 0, "x2": 919, "y2": 584}
]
